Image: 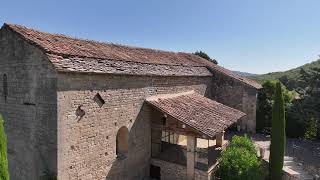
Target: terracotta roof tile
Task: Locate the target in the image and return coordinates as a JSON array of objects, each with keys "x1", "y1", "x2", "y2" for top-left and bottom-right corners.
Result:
[
  {"x1": 205, "y1": 63, "x2": 262, "y2": 89},
  {"x1": 146, "y1": 92, "x2": 246, "y2": 138},
  {"x1": 2, "y1": 23, "x2": 261, "y2": 89},
  {"x1": 47, "y1": 54, "x2": 212, "y2": 76},
  {"x1": 4, "y1": 23, "x2": 204, "y2": 66}
]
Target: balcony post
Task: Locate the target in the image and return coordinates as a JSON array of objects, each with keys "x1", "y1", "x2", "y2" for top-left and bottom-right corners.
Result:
[
  {"x1": 187, "y1": 135, "x2": 196, "y2": 180},
  {"x1": 216, "y1": 131, "x2": 225, "y2": 147}
]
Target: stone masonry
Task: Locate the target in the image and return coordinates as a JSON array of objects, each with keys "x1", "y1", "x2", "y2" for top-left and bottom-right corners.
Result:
[
  {"x1": 151, "y1": 159, "x2": 213, "y2": 180},
  {"x1": 212, "y1": 71, "x2": 258, "y2": 133},
  {"x1": 57, "y1": 74, "x2": 211, "y2": 180},
  {"x1": 0, "y1": 25, "x2": 57, "y2": 180},
  {"x1": 0, "y1": 23, "x2": 261, "y2": 180}
]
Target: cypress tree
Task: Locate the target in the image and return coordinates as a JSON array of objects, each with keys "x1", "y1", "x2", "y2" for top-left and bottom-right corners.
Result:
[
  {"x1": 269, "y1": 82, "x2": 286, "y2": 180},
  {"x1": 0, "y1": 114, "x2": 9, "y2": 180}
]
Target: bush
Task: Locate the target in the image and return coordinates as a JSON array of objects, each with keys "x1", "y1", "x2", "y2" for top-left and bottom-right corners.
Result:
[
  {"x1": 214, "y1": 135, "x2": 262, "y2": 180},
  {"x1": 229, "y1": 135, "x2": 256, "y2": 154},
  {"x1": 304, "y1": 117, "x2": 318, "y2": 140}
]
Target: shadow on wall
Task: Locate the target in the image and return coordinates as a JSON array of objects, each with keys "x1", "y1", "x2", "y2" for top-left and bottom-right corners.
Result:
[
  {"x1": 105, "y1": 104, "x2": 152, "y2": 180},
  {"x1": 5, "y1": 90, "x2": 58, "y2": 180}
]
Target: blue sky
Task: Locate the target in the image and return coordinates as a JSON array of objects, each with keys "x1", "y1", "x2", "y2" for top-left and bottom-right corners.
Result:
[{"x1": 1, "y1": 0, "x2": 320, "y2": 74}]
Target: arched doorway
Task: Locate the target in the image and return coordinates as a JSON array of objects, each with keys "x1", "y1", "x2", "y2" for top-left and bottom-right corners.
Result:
[{"x1": 116, "y1": 126, "x2": 129, "y2": 158}]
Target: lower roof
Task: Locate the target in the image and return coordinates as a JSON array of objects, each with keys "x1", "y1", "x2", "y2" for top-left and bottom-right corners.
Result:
[{"x1": 146, "y1": 91, "x2": 246, "y2": 138}]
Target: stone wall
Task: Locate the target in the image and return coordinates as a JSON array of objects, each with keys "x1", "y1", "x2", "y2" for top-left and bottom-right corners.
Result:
[
  {"x1": 0, "y1": 24, "x2": 260, "y2": 180},
  {"x1": 56, "y1": 73, "x2": 211, "y2": 180},
  {"x1": 0, "y1": 27, "x2": 57, "y2": 179},
  {"x1": 211, "y1": 71, "x2": 258, "y2": 133},
  {"x1": 151, "y1": 158, "x2": 211, "y2": 180}
]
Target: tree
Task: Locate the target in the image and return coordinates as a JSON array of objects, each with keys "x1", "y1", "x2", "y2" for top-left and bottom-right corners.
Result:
[
  {"x1": 298, "y1": 68, "x2": 320, "y2": 120},
  {"x1": 269, "y1": 82, "x2": 286, "y2": 180},
  {"x1": 194, "y1": 51, "x2": 218, "y2": 64},
  {"x1": 214, "y1": 136, "x2": 262, "y2": 180},
  {"x1": 288, "y1": 67, "x2": 320, "y2": 139},
  {"x1": 0, "y1": 114, "x2": 9, "y2": 180},
  {"x1": 286, "y1": 100, "x2": 306, "y2": 138},
  {"x1": 256, "y1": 80, "x2": 293, "y2": 132}
]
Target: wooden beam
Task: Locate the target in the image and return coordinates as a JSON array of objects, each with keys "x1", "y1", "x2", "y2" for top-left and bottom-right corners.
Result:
[{"x1": 151, "y1": 124, "x2": 202, "y2": 137}]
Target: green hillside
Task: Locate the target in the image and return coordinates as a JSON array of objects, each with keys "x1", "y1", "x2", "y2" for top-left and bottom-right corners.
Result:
[{"x1": 249, "y1": 59, "x2": 320, "y2": 90}]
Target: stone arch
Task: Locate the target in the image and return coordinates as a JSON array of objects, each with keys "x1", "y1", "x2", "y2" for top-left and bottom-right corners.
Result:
[{"x1": 116, "y1": 126, "x2": 129, "y2": 157}]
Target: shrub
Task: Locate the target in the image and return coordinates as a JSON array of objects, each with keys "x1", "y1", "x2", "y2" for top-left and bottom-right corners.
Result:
[
  {"x1": 214, "y1": 135, "x2": 262, "y2": 180},
  {"x1": 304, "y1": 117, "x2": 318, "y2": 140},
  {"x1": 0, "y1": 114, "x2": 9, "y2": 180},
  {"x1": 269, "y1": 82, "x2": 286, "y2": 180},
  {"x1": 229, "y1": 135, "x2": 256, "y2": 154}
]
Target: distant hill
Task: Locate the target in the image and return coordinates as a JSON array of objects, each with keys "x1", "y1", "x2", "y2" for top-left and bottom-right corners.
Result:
[
  {"x1": 233, "y1": 71, "x2": 258, "y2": 77},
  {"x1": 248, "y1": 59, "x2": 320, "y2": 90}
]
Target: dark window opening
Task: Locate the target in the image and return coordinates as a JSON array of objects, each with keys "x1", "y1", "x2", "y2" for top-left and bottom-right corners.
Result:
[
  {"x1": 162, "y1": 116, "x2": 167, "y2": 126},
  {"x1": 93, "y1": 93, "x2": 105, "y2": 107},
  {"x1": 150, "y1": 165, "x2": 161, "y2": 180},
  {"x1": 23, "y1": 102, "x2": 36, "y2": 106},
  {"x1": 3, "y1": 74, "x2": 7, "y2": 102}
]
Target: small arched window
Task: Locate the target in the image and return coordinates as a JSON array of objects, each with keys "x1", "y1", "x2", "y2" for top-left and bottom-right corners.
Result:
[
  {"x1": 116, "y1": 126, "x2": 129, "y2": 158},
  {"x1": 3, "y1": 74, "x2": 7, "y2": 102}
]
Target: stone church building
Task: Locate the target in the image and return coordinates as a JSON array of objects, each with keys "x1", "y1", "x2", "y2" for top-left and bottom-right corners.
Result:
[{"x1": 0, "y1": 23, "x2": 261, "y2": 180}]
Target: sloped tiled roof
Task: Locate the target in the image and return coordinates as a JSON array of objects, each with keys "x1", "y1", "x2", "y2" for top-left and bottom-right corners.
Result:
[
  {"x1": 2, "y1": 23, "x2": 261, "y2": 88},
  {"x1": 146, "y1": 91, "x2": 246, "y2": 138},
  {"x1": 4, "y1": 23, "x2": 205, "y2": 66},
  {"x1": 47, "y1": 54, "x2": 212, "y2": 76},
  {"x1": 204, "y1": 63, "x2": 262, "y2": 89}
]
